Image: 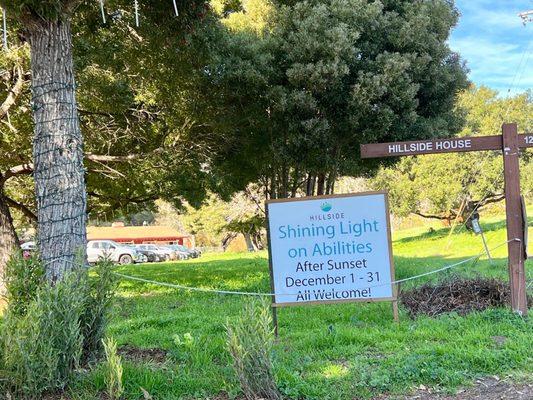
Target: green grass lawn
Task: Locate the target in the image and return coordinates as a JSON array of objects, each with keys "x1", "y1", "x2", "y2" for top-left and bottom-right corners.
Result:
[{"x1": 70, "y1": 213, "x2": 532, "y2": 399}]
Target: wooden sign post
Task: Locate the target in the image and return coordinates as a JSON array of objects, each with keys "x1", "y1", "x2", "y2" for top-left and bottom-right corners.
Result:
[{"x1": 361, "y1": 123, "x2": 531, "y2": 316}]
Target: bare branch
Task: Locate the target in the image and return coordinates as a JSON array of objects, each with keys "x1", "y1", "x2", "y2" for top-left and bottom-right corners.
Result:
[
  {"x1": 127, "y1": 25, "x2": 144, "y2": 42},
  {"x1": 1, "y1": 163, "x2": 34, "y2": 184},
  {"x1": 0, "y1": 65, "x2": 26, "y2": 120},
  {"x1": 4, "y1": 196, "x2": 37, "y2": 222},
  {"x1": 85, "y1": 147, "x2": 164, "y2": 163},
  {"x1": 1, "y1": 146, "x2": 165, "y2": 185},
  {"x1": 478, "y1": 194, "x2": 505, "y2": 207},
  {"x1": 413, "y1": 211, "x2": 451, "y2": 221}
]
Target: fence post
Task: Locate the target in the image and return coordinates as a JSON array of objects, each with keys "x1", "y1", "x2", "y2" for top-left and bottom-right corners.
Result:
[{"x1": 502, "y1": 123, "x2": 528, "y2": 316}]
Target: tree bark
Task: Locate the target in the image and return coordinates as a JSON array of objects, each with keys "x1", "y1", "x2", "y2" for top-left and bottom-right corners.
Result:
[
  {"x1": 280, "y1": 164, "x2": 288, "y2": 198},
  {"x1": 243, "y1": 232, "x2": 257, "y2": 252},
  {"x1": 0, "y1": 65, "x2": 26, "y2": 119},
  {"x1": 306, "y1": 174, "x2": 316, "y2": 196},
  {"x1": 27, "y1": 18, "x2": 87, "y2": 281},
  {"x1": 316, "y1": 173, "x2": 325, "y2": 195},
  {"x1": 0, "y1": 191, "x2": 19, "y2": 288}
]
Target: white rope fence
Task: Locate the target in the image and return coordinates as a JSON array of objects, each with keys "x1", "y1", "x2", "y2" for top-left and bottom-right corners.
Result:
[{"x1": 113, "y1": 239, "x2": 520, "y2": 298}]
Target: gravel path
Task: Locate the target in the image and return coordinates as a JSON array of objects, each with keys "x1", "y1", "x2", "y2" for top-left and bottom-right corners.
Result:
[{"x1": 378, "y1": 377, "x2": 533, "y2": 400}]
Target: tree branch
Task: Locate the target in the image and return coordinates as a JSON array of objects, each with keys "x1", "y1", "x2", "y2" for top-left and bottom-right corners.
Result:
[
  {"x1": 4, "y1": 196, "x2": 37, "y2": 222},
  {"x1": 0, "y1": 65, "x2": 26, "y2": 120},
  {"x1": 1, "y1": 163, "x2": 34, "y2": 184},
  {"x1": 413, "y1": 211, "x2": 451, "y2": 221},
  {"x1": 85, "y1": 147, "x2": 163, "y2": 163},
  {"x1": 2, "y1": 147, "x2": 165, "y2": 185},
  {"x1": 477, "y1": 194, "x2": 505, "y2": 207}
]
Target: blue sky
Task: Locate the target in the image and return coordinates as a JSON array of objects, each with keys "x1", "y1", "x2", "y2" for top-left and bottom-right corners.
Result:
[{"x1": 449, "y1": 0, "x2": 532, "y2": 96}]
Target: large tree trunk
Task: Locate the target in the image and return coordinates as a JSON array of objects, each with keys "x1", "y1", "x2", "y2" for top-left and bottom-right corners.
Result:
[
  {"x1": 27, "y1": 18, "x2": 87, "y2": 281},
  {"x1": 0, "y1": 192, "x2": 19, "y2": 287},
  {"x1": 316, "y1": 173, "x2": 325, "y2": 195},
  {"x1": 243, "y1": 232, "x2": 257, "y2": 252}
]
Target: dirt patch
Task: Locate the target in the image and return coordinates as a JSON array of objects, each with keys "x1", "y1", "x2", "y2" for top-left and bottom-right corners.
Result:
[
  {"x1": 118, "y1": 345, "x2": 168, "y2": 365},
  {"x1": 42, "y1": 392, "x2": 111, "y2": 400},
  {"x1": 400, "y1": 277, "x2": 531, "y2": 318},
  {"x1": 41, "y1": 393, "x2": 72, "y2": 400},
  {"x1": 377, "y1": 377, "x2": 533, "y2": 399}
]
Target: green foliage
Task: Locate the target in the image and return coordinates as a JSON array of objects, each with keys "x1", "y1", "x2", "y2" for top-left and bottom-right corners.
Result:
[
  {"x1": 72, "y1": 0, "x2": 216, "y2": 214},
  {"x1": 203, "y1": 0, "x2": 469, "y2": 197},
  {"x1": 80, "y1": 261, "x2": 118, "y2": 362},
  {"x1": 0, "y1": 257, "x2": 117, "y2": 398},
  {"x1": 2, "y1": 271, "x2": 85, "y2": 398},
  {"x1": 0, "y1": 0, "x2": 66, "y2": 21},
  {"x1": 172, "y1": 332, "x2": 216, "y2": 367},
  {"x1": 0, "y1": 45, "x2": 32, "y2": 173},
  {"x1": 178, "y1": 189, "x2": 264, "y2": 247},
  {"x1": 180, "y1": 194, "x2": 232, "y2": 246},
  {"x1": 62, "y1": 212, "x2": 532, "y2": 399},
  {"x1": 372, "y1": 86, "x2": 533, "y2": 220},
  {"x1": 2, "y1": 252, "x2": 45, "y2": 318},
  {"x1": 1, "y1": 0, "x2": 215, "y2": 232},
  {"x1": 102, "y1": 336, "x2": 124, "y2": 400},
  {"x1": 226, "y1": 298, "x2": 281, "y2": 400}
]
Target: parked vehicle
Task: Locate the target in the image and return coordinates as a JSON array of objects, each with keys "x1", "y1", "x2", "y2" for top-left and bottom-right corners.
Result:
[
  {"x1": 21, "y1": 241, "x2": 36, "y2": 259},
  {"x1": 20, "y1": 241, "x2": 36, "y2": 251},
  {"x1": 87, "y1": 240, "x2": 142, "y2": 264},
  {"x1": 130, "y1": 246, "x2": 158, "y2": 262},
  {"x1": 167, "y1": 244, "x2": 198, "y2": 259},
  {"x1": 135, "y1": 244, "x2": 174, "y2": 261},
  {"x1": 168, "y1": 245, "x2": 189, "y2": 260},
  {"x1": 182, "y1": 246, "x2": 202, "y2": 258},
  {"x1": 181, "y1": 245, "x2": 201, "y2": 258}
]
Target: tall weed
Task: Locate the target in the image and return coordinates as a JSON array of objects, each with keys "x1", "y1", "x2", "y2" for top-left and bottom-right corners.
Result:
[
  {"x1": 80, "y1": 260, "x2": 118, "y2": 362},
  {"x1": 102, "y1": 336, "x2": 124, "y2": 400},
  {"x1": 226, "y1": 298, "x2": 281, "y2": 400}
]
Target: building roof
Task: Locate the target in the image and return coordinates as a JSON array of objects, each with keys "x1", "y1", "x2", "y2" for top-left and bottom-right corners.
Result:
[{"x1": 87, "y1": 225, "x2": 189, "y2": 241}]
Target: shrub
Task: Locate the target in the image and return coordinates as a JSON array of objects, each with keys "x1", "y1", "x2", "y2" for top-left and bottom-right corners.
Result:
[
  {"x1": 2, "y1": 252, "x2": 45, "y2": 317},
  {"x1": 226, "y1": 298, "x2": 281, "y2": 400},
  {"x1": 0, "y1": 256, "x2": 117, "y2": 398},
  {"x1": 2, "y1": 271, "x2": 85, "y2": 398},
  {"x1": 80, "y1": 260, "x2": 118, "y2": 362},
  {"x1": 102, "y1": 336, "x2": 124, "y2": 400}
]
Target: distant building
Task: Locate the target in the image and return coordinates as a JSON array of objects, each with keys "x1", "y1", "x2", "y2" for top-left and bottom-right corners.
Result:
[{"x1": 87, "y1": 222, "x2": 195, "y2": 248}]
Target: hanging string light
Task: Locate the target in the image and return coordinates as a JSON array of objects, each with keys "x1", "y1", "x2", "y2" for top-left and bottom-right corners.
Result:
[
  {"x1": 2, "y1": 7, "x2": 7, "y2": 50},
  {"x1": 99, "y1": 0, "x2": 106, "y2": 24},
  {"x1": 172, "y1": 0, "x2": 179, "y2": 17},
  {"x1": 134, "y1": 0, "x2": 139, "y2": 27}
]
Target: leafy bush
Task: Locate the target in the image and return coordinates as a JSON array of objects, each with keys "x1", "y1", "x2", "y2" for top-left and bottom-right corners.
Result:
[
  {"x1": 102, "y1": 336, "x2": 124, "y2": 400},
  {"x1": 0, "y1": 256, "x2": 117, "y2": 398},
  {"x1": 2, "y1": 272, "x2": 85, "y2": 397},
  {"x1": 80, "y1": 260, "x2": 118, "y2": 362},
  {"x1": 226, "y1": 298, "x2": 281, "y2": 400},
  {"x1": 2, "y1": 252, "x2": 45, "y2": 317}
]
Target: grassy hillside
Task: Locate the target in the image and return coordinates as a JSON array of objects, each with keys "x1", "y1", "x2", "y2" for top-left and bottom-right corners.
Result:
[{"x1": 70, "y1": 213, "x2": 532, "y2": 399}]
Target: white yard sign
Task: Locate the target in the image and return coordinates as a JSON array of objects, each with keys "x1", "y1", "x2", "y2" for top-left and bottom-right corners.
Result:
[{"x1": 266, "y1": 191, "x2": 395, "y2": 307}]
